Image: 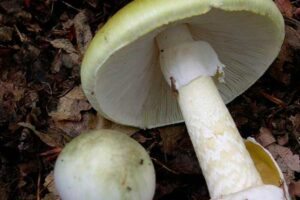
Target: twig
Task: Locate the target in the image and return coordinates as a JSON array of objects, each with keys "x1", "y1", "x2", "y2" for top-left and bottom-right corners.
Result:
[
  {"x1": 61, "y1": 1, "x2": 81, "y2": 12},
  {"x1": 151, "y1": 157, "x2": 179, "y2": 175},
  {"x1": 36, "y1": 170, "x2": 41, "y2": 200},
  {"x1": 260, "y1": 91, "x2": 287, "y2": 108}
]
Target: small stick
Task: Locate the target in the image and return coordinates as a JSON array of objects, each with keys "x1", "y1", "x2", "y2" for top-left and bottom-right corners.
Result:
[
  {"x1": 36, "y1": 170, "x2": 41, "y2": 200},
  {"x1": 151, "y1": 157, "x2": 179, "y2": 175},
  {"x1": 260, "y1": 91, "x2": 287, "y2": 108}
]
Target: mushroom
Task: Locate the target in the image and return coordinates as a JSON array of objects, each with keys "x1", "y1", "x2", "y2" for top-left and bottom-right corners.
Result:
[
  {"x1": 81, "y1": 0, "x2": 285, "y2": 199},
  {"x1": 54, "y1": 130, "x2": 155, "y2": 200}
]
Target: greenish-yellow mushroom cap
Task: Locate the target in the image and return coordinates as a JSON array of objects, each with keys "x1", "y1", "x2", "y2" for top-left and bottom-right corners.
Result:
[{"x1": 81, "y1": 0, "x2": 284, "y2": 129}]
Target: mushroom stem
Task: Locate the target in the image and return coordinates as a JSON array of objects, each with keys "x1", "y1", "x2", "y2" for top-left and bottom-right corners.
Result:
[
  {"x1": 157, "y1": 24, "x2": 263, "y2": 198},
  {"x1": 178, "y1": 77, "x2": 262, "y2": 198}
]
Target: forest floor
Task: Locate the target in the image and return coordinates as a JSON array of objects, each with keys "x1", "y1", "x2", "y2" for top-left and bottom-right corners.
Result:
[{"x1": 0, "y1": 0, "x2": 299, "y2": 199}]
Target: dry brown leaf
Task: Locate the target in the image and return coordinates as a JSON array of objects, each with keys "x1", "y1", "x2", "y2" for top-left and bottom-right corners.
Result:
[
  {"x1": 49, "y1": 86, "x2": 91, "y2": 121},
  {"x1": 289, "y1": 114, "x2": 300, "y2": 144},
  {"x1": 275, "y1": 0, "x2": 293, "y2": 18},
  {"x1": 290, "y1": 114, "x2": 300, "y2": 131},
  {"x1": 168, "y1": 153, "x2": 200, "y2": 174},
  {"x1": 73, "y1": 10, "x2": 92, "y2": 54},
  {"x1": 51, "y1": 112, "x2": 97, "y2": 137},
  {"x1": 18, "y1": 122, "x2": 63, "y2": 147},
  {"x1": 50, "y1": 39, "x2": 80, "y2": 68},
  {"x1": 0, "y1": 0, "x2": 22, "y2": 13},
  {"x1": 0, "y1": 81, "x2": 25, "y2": 102},
  {"x1": 42, "y1": 193, "x2": 61, "y2": 200},
  {"x1": 270, "y1": 26, "x2": 300, "y2": 85},
  {"x1": 26, "y1": 23, "x2": 42, "y2": 33},
  {"x1": 61, "y1": 52, "x2": 80, "y2": 68},
  {"x1": 266, "y1": 144, "x2": 300, "y2": 184},
  {"x1": 257, "y1": 127, "x2": 300, "y2": 184},
  {"x1": 51, "y1": 50, "x2": 63, "y2": 73},
  {"x1": 267, "y1": 145, "x2": 295, "y2": 184},
  {"x1": 18, "y1": 161, "x2": 39, "y2": 188},
  {"x1": 256, "y1": 127, "x2": 276, "y2": 147},
  {"x1": 62, "y1": 19, "x2": 74, "y2": 30},
  {"x1": 44, "y1": 171, "x2": 59, "y2": 196},
  {"x1": 285, "y1": 26, "x2": 300, "y2": 50},
  {"x1": 289, "y1": 181, "x2": 300, "y2": 197},
  {"x1": 0, "y1": 26, "x2": 14, "y2": 41},
  {"x1": 50, "y1": 39, "x2": 77, "y2": 54},
  {"x1": 50, "y1": 107, "x2": 137, "y2": 137},
  {"x1": 275, "y1": 145, "x2": 300, "y2": 172},
  {"x1": 295, "y1": 8, "x2": 300, "y2": 19},
  {"x1": 0, "y1": 182, "x2": 8, "y2": 200},
  {"x1": 277, "y1": 133, "x2": 289, "y2": 146},
  {"x1": 159, "y1": 125, "x2": 186, "y2": 154}
]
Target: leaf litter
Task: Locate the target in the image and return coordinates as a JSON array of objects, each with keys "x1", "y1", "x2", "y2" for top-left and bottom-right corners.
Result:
[{"x1": 0, "y1": 0, "x2": 299, "y2": 199}]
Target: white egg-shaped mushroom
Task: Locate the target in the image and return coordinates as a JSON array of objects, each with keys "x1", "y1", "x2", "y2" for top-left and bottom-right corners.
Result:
[{"x1": 54, "y1": 130, "x2": 155, "y2": 200}]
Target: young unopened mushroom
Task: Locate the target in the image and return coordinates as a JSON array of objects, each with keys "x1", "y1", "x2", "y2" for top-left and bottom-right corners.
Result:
[
  {"x1": 81, "y1": 0, "x2": 285, "y2": 199},
  {"x1": 54, "y1": 130, "x2": 155, "y2": 200}
]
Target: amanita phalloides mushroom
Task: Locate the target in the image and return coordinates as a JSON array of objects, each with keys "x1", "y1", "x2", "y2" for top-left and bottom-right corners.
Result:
[
  {"x1": 81, "y1": 0, "x2": 286, "y2": 199},
  {"x1": 54, "y1": 130, "x2": 155, "y2": 200}
]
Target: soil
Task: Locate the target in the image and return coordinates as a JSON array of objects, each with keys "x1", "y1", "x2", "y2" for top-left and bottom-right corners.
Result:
[{"x1": 0, "y1": 0, "x2": 299, "y2": 199}]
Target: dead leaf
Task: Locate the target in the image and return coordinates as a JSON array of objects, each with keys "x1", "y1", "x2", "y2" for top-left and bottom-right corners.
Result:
[
  {"x1": 15, "y1": 10, "x2": 32, "y2": 21},
  {"x1": 44, "y1": 171, "x2": 59, "y2": 196},
  {"x1": 26, "y1": 23, "x2": 42, "y2": 33},
  {"x1": 159, "y1": 125, "x2": 186, "y2": 154},
  {"x1": 50, "y1": 39, "x2": 78, "y2": 54},
  {"x1": 0, "y1": 81, "x2": 25, "y2": 102},
  {"x1": 73, "y1": 10, "x2": 92, "y2": 54},
  {"x1": 0, "y1": 182, "x2": 8, "y2": 200},
  {"x1": 290, "y1": 114, "x2": 300, "y2": 132},
  {"x1": 277, "y1": 133, "x2": 289, "y2": 146},
  {"x1": 18, "y1": 122, "x2": 64, "y2": 147},
  {"x1": 270, "y1": 144, "x2": 300, "y2": 172},
  {"x1": 24, "y1": 0, "x2": 31, "y2": 8},
  {"x1": 18, "y1": 161, "x2": 39, "y2": 188},
  {"x1": 0, "y1": 81, "x2": 25, "y2": 124},
  {"x1": 267, "y1": 145, "x2": 295, "y2": 184},
  {"x1": 42, "y1": 193, "x2": 61, "y2": 200},
  {"x1": 285, "y1": 26, "x2": 300, "y2": 50},
  {"x1": 62, "y1": 19, "x2": 74, "y2": 30},
  {"x1": 257, "y1": 127, "x2": 300, "y2": 184},
  {"x1": 289, "y1": 181, "x2": 300, "y2": 197},
  {"x1": 61, "y1": 52, "x2": 80, "y2": 68},
  {"x1": 289, "y1": 114, "x2": 300, "y2": 143},
  {"x1": 168, "y1": 153, "x2": 200, "y2": 174},
  {"x1": 270, "y1": 26, "x2": 300, "y2": 85},
  {"x1": 85, "y1": 0, "x2": 98, "y2": 8},
  {"x1": 295, "y1": 8, "x2": 300, "y2": 19},
  {"x1": 275, "y1": 145, "x2": 300, "y2": 172},
  {"x1": 49, "y1": 86, "x2": 91, "y2": 121},
  {"x1": 256, "y1": 127, "x2": 276, "y2": 147},
  {"x1": 0, "y1": 0, "x2": 22, "y2": 13},
  {"x1": 275, "y1": 0, "x2": 293, "y2": 18},
  {"x1": 50, "y1": 112, "x2": 97, "y2": 137},
  {"x1": 51, "y1": 50, "x2": 63, "y2": 73},
  {"x1": 0, "y1": 26, "x2": 14, "y2": 41}
]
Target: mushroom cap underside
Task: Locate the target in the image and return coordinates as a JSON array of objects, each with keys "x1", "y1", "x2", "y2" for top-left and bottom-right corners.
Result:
[{"x1": 81, "y1": 0, "x2": 284, "y2": 128}]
